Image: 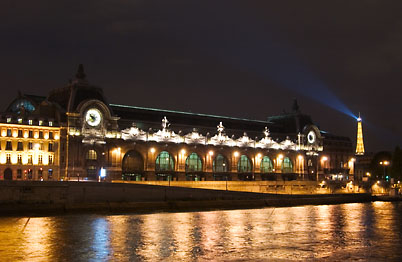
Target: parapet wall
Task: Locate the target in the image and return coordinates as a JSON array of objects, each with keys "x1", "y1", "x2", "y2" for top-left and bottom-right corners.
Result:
[{"x1": 116, "y1": 180, "x2": 367, "y2": 194}]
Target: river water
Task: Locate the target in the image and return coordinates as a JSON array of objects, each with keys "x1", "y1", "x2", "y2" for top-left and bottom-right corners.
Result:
[{"x1": 1, "y1": 202, "x2": 402, "y2": 261}]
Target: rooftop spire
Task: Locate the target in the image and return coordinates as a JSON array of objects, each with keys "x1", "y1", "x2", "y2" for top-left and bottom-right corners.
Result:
[
  {"x1": 75, "y1": 64, "x2": 86, "y2": 80},
  {"x1": 292, "y1": 98, "x2": 300, "y2": 113}
]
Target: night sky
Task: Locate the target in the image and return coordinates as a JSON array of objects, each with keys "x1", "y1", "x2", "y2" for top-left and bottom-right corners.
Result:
[{"x1": 1, "y1": 1, "x2": 402, "y2": 152}]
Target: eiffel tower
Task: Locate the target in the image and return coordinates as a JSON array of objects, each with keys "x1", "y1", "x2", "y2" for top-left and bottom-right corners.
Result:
[{"x1": 355, "y1": 113, "x2": 365, "y2": 155}]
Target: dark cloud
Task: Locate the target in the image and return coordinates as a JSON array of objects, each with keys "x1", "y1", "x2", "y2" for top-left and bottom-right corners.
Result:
[{"x1": 1, "y1": 0, "x2": 402, "y2": 151}]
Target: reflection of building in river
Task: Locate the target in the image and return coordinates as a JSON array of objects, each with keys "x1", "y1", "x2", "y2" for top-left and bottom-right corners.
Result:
[{"x1": 0, "y1": 65, "x2": 355, "y2": 182}]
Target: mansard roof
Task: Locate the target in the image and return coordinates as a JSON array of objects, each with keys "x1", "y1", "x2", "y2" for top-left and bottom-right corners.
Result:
[{"x1": 110, "y1": 103, "x2": 288, "y2": 140}]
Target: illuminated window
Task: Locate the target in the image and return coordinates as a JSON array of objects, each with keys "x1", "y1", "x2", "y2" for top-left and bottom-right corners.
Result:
[
  {"x1": 237, "y1": 155, "x2": 252, "y2": 173},
  {"x1": 29, "y1": 130, "x2": 33, "y2": 138},
  {"x1": 6, "y1": 117, "x2": 11, "y2": 123},
  {"x1": 17, "y1": 154, "x2": 22, "y2": 164},
  {"x1": 39, "y1": 120, "x2": 43, "y2": 126},
  {"x1": 27, "y1": 169, "x2": 33, "y2": 179},
  {"x1": 18, "y1": 118, "x2": 22, "y2": 124},
  {"x1": 260, "y1": 156, "x2": 274, "y2": 173},
  {"x1": 17, "y1": 141, "x2": 23, "y2": 151},
  {"x1": 38, "y1": 155, "x2": 43, "y2": 164},
  {"x1": 39, "y1": 143, "x2": 44, "y2": 150},
  {"x1": 7, "y1": 129, "x2": 12, "y2": 137},
  {"x1": 18, "y1": 130, "x2": 23, "y2": 137},
  {"x1": 213, "y1": 154, "x2": 228, "y2": 172},
  {"x1": 155, "y1": 151, "x2": 174, "y2": 171},
  {"x1": 48, "y1": 155, "x2": 53, "y2": 165},
  {"x1": 86, "y1": 149, "x2": 97, "y2": 160},
  {"x1": 6, "y1": 141, "x2": 12, "y2": 151},
  {"x1": 282, "y1": 157, "x2": 293, "y2": 173},
  {"x1": 185, "y1": 153, "x2": 202, "y2": 172},
  {"x1": 49, "y1": 121, "x2": 53, "y2": 127},
  {"x1": 48, "y1": 143, "x2": 53, "y2": 152},
  {"x1": 49, "y1": 132, "x2": 54, "y2": 139},
  {"x1": 6, "y1": 153, "x2": 11, "y2": 164},
  {"x1": 28, "y1": 119, "x2": 33, "y2": 125},
  {"x1": 39, "y1": 131, "x2": 43, "y2": 139}
]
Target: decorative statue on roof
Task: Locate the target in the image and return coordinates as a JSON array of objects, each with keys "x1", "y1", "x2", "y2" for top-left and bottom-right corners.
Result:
[
  {"x1": 263, "y1": 127, "x2": 270, "y2": 138},
  {"x1": 217, "y1": 122, "x2": 225, "y2": 136},
  {"x1": 162, "y1": 116, "x2": 170, "y2": 130}
]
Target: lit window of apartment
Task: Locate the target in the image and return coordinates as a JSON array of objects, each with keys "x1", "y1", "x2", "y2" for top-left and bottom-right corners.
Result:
[
  {"x1": 39, "y1": 120, "x2": 43, "y2": 126},
  {"x1": 17, "y1": 141, "x2": 23, "y2": 151},
  {"x1": 48, "y1": 143, "x2": 54, "y2": 152},
  {"x1": 6, "y1": 141, "x2": 12, "y2": 151},
  {"x1": 18, "y1": 118, "x2": 22, "y2": 124},
  {"x1": 49, "y1": 121, "x2": 53, "y2": 127},
  {"x1": 28, "y1": 142, "x2": 33, "y2": 150},
  {"x1": 38, "y1": 155, "x2": 43, "y2": 165},
  {"x1": 17, "y1": 154, "x2": 22, "y2": 164},
  {"x1": 48, "y1": 155, "x2": 53, "y2": 165},
  {"x1": 28, "y1": 155, "x2": 33, "y2": 164},
  {"x1": 6, "y1": 117, "x2": 11, "y2": 123},
  {"x1": 6, "y1": 153, "x2": 11, "y2": 164},
  {"x1": 28, "y1": 119, "x2": 33, "y2": 125},
  {"x1": 18, "y1": 130, "x2": 23, "y2": 138}
]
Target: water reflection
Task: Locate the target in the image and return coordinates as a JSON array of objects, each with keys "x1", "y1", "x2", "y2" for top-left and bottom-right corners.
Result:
[{"x1": 1, "y1": 202, "x2": 402, "y2": 261}]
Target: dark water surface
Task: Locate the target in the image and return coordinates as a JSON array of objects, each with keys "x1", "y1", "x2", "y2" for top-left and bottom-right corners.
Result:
[{"x1": 1, "y1": 202, "x2": 402, "y2": 261}]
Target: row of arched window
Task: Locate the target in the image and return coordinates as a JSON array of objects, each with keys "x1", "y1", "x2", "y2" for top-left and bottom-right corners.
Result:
[
  {"x1": 155, "y1": 151, "x2": 293, "y2": 173},
  {"x1": 87, "y1": 149, "x2": 294, "y2": 173}
]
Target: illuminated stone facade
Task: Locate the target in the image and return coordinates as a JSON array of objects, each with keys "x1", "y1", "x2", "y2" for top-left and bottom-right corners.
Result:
[
  {"x1": 0, "y1": 123, "x2": 60, "y2": 180},
  {"x1": 0, "y1": 65, "x2": 355, "y2": 182}
]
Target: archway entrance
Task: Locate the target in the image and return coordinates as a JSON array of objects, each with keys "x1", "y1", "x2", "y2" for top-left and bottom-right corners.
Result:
[
  {"x1": 237, "y1": 155, "x2": 254, "y2": 181},
  {"x1": 122, "y1": 150, "x2": 144, "y2": 181},
  {"x1": 213, "y1": 154, "x2": 230, "y2": 181},
  {"x1": 4, "y1": 168, "x2": 12, "y2": 180},
  {"x1": 155, "y1": 151, "x2": 175, "y2": 181},
  {"x1": 185, "y1": 152, "x2": 203, "y2": 181}
]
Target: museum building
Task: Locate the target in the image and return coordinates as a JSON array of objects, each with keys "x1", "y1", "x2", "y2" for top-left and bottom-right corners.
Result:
[{"x1": 0, "y1": 65, "x2": 355, "y2": 181}]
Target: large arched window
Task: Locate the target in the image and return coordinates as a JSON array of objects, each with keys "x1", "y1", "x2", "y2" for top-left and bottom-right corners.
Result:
[
  {"x1": 213, "y1": 154, "x2": 228, "y2": 172},
  {"x1": 155, "y1": 151, "x2": 175, "y2": 172},
  {"x1": 237, "y1": 155, "x2": 252, "y2": 173},
  {"x1": 86, "y1": 149, "x2": 97, "y2": 160},
  {"x1": 185, "y1": 153, "x2": 202, "y2": 172},
  {"x1": 122, "y1": 150, "x2": 144, "y2": 181},
  {"x1": 122, "y1": 151, "x2": 144, "y2": 173},
  {"x1": 260, "y1": 156, "x2": 274, "y2": 173},
  {"x1": 282, "y1": 157, "x2": 293, "y2": 173}
]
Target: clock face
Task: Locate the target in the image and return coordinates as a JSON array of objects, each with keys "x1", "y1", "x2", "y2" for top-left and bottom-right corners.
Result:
[
  {"x1": 307, "y1": 131, "x2": 316, "y2": 144},
  {"x1": 85, "y1": 108, "x2": 102, "y2": 127}
]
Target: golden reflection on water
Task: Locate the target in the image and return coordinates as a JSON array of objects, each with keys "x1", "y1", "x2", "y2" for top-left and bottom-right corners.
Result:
[{"x1": 1, "y1": 202, "x2": 402, "y2": 261}]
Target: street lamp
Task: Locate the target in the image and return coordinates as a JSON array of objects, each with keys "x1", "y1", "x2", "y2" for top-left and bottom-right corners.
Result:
[{"x1": 379, "y1": 161, "x2": 390, "y2": 181}]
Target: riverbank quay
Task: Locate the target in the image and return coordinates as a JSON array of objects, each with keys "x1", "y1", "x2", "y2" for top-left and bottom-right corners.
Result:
[{"x1": 0, "y1": 181, "x2": 393, "y2": 216}]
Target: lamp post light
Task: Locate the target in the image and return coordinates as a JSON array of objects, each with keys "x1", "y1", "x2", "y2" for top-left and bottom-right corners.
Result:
[{"x1": 379, "y1": 161, "x2": 390, "y2": 181}]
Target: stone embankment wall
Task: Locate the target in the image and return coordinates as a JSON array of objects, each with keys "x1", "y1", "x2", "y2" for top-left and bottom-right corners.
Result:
[
  {"x1": 0, "y1": 181, "x2": 373, "y2": 215},
  {"x1": 118, "y1": 180, "x2": 367, "y2": 194}
]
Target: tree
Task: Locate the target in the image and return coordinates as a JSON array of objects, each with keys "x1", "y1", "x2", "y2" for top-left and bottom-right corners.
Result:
[{"x1": 391, "y1": 146, "x2": 402, "y2": 181}]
